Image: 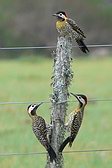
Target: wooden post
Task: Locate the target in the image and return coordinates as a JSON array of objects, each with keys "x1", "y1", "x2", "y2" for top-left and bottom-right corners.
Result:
[{"x1": 46, "y1": 35, "x2": 73, "y2": 168}]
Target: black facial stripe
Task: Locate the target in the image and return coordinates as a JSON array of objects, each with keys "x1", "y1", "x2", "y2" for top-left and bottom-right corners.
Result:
[
  {"x1": 56, "y1": 11, "x2": 66, "y2": 16},
  {"x1": 31, "y1": 110, "x2": 36, "y2": 116}
]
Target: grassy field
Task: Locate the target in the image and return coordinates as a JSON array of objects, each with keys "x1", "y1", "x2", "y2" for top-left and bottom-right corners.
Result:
[{"x1": 0, "y1": 56, "x2": 112, "y2": 168}]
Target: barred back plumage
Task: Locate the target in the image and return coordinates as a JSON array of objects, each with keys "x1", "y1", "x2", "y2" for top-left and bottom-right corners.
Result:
[
  {"x1": 27, "y1": 103, "x2": 57, "y2": 162},
  {"x1": 59, "y1": 93, "x2": 87, "y2": 152},
  {"x1": 32, "y1": 116, "x2": 48, "y2": 148}
]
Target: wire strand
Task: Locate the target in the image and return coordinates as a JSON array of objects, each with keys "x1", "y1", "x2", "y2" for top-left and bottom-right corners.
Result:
[
  {"x1": 64, "y1": 149, "x2": 112, "y2": 154},
  {"x1": 0, "y1": 46, "x2": 56, "y2": 50},
  {"x1": 0, "y1": 149, "x2": 112, "y2": 157},
  {"x1": 0, "y1": 44, "x2": 112, "y2": 50},
  {"x1": 0, "y1": 99, "x2": 112, "y2": 105}
]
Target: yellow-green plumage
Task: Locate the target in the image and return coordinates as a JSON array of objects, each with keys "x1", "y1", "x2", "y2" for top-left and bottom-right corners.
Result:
[
  {"x1": 54, "y1": 11, "x2": 89, "y2": 53},
  {"x1": 56, "y1": 20, "x2": 66, "y2": 29}
]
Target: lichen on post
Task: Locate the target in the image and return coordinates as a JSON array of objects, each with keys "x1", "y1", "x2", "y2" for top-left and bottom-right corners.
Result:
[{"x1": 46, "y1": 35, "x2": 73, "y2": 168}]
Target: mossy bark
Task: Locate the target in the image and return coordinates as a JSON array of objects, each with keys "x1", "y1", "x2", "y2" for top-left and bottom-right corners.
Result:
[{"x1": 46, "y1": 36, "x2": 73, "y2": 168}]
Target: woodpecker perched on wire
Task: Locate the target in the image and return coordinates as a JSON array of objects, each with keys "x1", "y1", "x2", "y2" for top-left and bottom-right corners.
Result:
[
  {"x1": 59, "y1": 93, "x2": 87, "y2": 152},
  {"x1": 27, "y1": 103, "x2": 57, "y2": 162},
  {"x1": 53, "y1": 11, "x2": 89, "y2": 54}
]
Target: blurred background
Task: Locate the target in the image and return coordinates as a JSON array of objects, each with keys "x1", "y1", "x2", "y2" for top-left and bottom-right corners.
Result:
[
  {"x1": 0, "y1": 0, "x2": 112, "y2": 168},
  {"x1": 0, "y1": 0, "x2": 112, "y2": 57}
]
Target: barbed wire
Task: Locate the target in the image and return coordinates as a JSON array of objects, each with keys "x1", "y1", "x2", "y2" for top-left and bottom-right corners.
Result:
[
  {"x1": 0, "y1": 98, "x2": 112, "y2": 105},
  {"x1": 0, "y1": 44, "x2": 112, "y2": 50},
  {"x1": 0, "y1": 148, "x2": 112, "y2": 157}
]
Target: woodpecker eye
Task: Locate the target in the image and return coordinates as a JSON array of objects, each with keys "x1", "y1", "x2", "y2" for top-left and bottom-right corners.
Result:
[
  {"x1": 78, "y1": 96, "x2": 82, "y2": 100},
  {"x1": 59, "y1": 13, "x2": 63, "y2": 17},
  {"x1": 32, "y1": 104, "x2": 37, "y2": 108},
  {"x1": 78, "y1": 96, "x2": 84, "y2": 103}
]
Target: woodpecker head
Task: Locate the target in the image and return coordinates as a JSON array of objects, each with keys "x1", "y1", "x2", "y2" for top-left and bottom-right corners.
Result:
[
  {"x1": 27, "y1": 102, "x2": 43, "y2": 117},
  {"x1": 53, "y1": 11, "x2": 67, "y2": 21},
  {"x1": 70, "y1": 93, "x2": 87, "y2": 108}
]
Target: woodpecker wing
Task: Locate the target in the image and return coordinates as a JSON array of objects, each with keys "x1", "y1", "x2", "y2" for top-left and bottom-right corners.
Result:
[
  {"x1": 59, "y1": 111, "x2": 83, "y2": 152},
  {"x1": 67, "y1": 18, "x2": 86, "y2": 38},
  {"x1": 70, "y1": 112, "x2": 82, "y2": 142},
  {"x1": 68, "y1": 109, "x2": 84, "y2": 147},
  {"x1": 32, "y1": 116, "x2": 57, "y2": 162},
  {"x1": 32, "y1": 116, "x2": 48, "y2": 147}
]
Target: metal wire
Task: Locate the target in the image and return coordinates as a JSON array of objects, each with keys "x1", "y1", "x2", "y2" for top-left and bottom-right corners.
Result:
[
  {"x1": 0, "y1": 98, "x2": 112, "y2": 105},
  {"x1": 0, "y1": 149, "x2": 112, "y2": 157},
  {"x1": 0, "y1": 44, "x2": 112, "y2": 50},
  {"x1": 85, "y1": 44, "x2": 112, "y2": 48},
  {"x1": 0, "y1": 44, "x2": 111, "y2": 159},
  {"x1": 0, "y1": 101, "x2": 50, "y2": 105},
  {"x1": 0, "y1": 152, "x2": 46, "y2": 157},
  {"x1": 64, "y1": 149, "x2": 112, "y2": 154},
  {"x1": 0, "y1": 46, "x2": 56, "y2": 50}
]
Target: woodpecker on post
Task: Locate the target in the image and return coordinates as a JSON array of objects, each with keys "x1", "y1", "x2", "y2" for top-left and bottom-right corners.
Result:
[
  {"x1": 59, "y1": 93, "x2": 87, "y2": 152},
  {"x1": 27, "y1": 103, "x2": 57, "y2": 162},
  {"x1": 53, "y1": 11, "x2": 89, "y2": 54}
]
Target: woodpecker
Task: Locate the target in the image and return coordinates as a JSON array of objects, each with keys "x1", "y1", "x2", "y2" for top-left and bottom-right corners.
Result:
[
  {"x1": 53, "y1": 11, "x2": 89, "y2": 53},
  {"x1": 27, "y1": 103, "x2": 56, "y2": 162},
  {"x1": 59, "y1": 93, "x2": 87, "y2": 152}
]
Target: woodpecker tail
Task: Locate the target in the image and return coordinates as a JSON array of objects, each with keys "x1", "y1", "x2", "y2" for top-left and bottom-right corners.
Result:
[
  {"x1": 69, "y1": 136, "x2": 74, "y2": 147},
  {"x1": 47, "y1": 145, "x2": 57, "y2": 162},
  {"x1": 59, "y1": 136, "x2": 71, "y2": 153},
  {"x1": 76, "y1": 38, "x2": 89, "y2": 54},
  {"x1": 59, "y1": 136, "x2": 76, "y2": 152}
]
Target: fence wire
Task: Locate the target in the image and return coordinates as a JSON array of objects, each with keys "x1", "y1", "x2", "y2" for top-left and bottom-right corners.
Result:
[
  {"x1": 0, "y1": 43, "x2": 111, "y2": 158},
  {"x1": 0, "y1": 149, "x2": 112, "y2": 157},
  {"x1": 0, "y1": 44, "x2": 112, "y2": 50},
  {"x1": 0, "y1": 98, "x2": 112, "y2": 105}
]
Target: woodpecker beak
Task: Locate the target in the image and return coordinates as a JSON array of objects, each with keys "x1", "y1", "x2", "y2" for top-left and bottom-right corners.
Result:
[
  {"x1": 70, "y1": 92, "x2": 76, "y2": 97},
  {"x1": 52, "y1": 13, "x2": 58, "y2": 17},
  {"x1": 70, "y1": 92, "x2": 77, "y2": 99},
  {"x1": 35, "y1": 102, "x2": 43, "y2": 110}
]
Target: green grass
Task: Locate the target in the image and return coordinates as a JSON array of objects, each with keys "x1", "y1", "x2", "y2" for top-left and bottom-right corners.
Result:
[{"x1": 0, "y1": 56, "x2": 112, "y2": 168}]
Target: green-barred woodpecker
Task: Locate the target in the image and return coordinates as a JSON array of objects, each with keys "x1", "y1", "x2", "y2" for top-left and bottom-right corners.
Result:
[
  {"x1": 53, "y1": 11, "x2": 89, "y2": 53},
  {"x1": 59, "y1": 93, "x2": 87, "y2": 152},
  {"x1": 27, "y1": 103, "x2": 57, "y2": 162}
]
